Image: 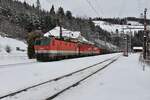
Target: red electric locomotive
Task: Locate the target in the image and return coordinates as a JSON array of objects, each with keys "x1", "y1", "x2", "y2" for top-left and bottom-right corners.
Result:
[{"x1": 34, "y1": 36, "x2": 101, "y2": 61}]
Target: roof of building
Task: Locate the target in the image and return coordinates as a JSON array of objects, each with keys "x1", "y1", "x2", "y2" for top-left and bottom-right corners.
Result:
[{"x1": 133, "y1": 47, "x2": 143, "y2": 50}]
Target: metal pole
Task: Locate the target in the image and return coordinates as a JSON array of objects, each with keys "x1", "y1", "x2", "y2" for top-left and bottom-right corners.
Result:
[
  {"x1": 59, "y1": 18, "x2": 62, "y2": 39},
  {"x1": 144, "y1": 36, "x2": 146, "y2": 59},
  {"x1": 143, "y1": 8, "x2": 147, "y2": 59},
  {"x1": 127, "y1": 34, "x2": 128, "y2": 56},
  {"x1": 130, "y1": 28, "x2": 132, "y2": 53}
]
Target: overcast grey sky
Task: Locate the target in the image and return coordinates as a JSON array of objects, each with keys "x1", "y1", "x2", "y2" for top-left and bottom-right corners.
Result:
[{"x1": 21, "y1": 0, "x2": 150, "y2": 18}]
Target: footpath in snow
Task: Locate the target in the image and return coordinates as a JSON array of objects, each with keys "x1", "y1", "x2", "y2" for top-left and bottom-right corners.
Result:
[{"x1": 54, "y1": 53, "x2": 150, "y2": 100}]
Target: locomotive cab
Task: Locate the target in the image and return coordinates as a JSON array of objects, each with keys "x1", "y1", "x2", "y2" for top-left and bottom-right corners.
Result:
[{"x1": 34, "y1": 37, "x2": 52, "y2": 61}]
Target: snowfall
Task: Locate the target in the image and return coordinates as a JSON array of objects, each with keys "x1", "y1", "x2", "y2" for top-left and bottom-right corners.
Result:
[{"x1": 0, "y1": 34, "x2": 150, "y2": 100}]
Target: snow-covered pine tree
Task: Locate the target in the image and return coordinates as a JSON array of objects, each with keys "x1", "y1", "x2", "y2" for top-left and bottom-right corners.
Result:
[
  {"x1": 36, "y1": 0, "x2": 41, "y2": 10},
  {"x1": 50, "y1": 5, "x2": 55, "y2": 16}
]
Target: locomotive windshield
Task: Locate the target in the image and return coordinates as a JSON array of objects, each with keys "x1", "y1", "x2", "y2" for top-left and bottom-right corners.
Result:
[{"x1": 35, "y1": 38, "x2": 51, "y2": 45}]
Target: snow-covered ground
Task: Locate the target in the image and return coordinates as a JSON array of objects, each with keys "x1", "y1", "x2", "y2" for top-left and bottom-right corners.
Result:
[
  {"x1": 0, "y1": 35, "x2": 27, "y2": 54},
  {"x1": 54, "y1": 53, "x2": 150, "y2": 100},
  {"x1": 127, "y1": 21, "x2": 143, "y2": 26},
  {"x1": 0, "y1": 35, "x2": 35, "y2": 65},
  {"x1": 0, "y1": 53, "x2": 119, "y2": 99},
  {"x1": 0, "y1": 34, "x2": 149, "y2": 100},
  {"x1": 93, "y1": 21, "x2": 144, "y2": 34},
  {"x1": 0, "y1": 53, "x2": 150, "y2": 100}
]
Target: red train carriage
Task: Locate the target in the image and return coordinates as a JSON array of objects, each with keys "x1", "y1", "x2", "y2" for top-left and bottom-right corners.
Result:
[
  {"x1": 34, "y1": 36, "x2": 101, "y2": 61},
  {"x1": 78, "y1": 43, "x2": 100, "y2": 56},
  {"x1": 92, "y1": 46, "x2": 101, "y2": 55}
]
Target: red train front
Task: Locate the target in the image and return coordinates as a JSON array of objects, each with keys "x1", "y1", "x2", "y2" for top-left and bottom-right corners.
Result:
[{"x1": 34, "y1": 36, "x2": 101, "y2": 61}]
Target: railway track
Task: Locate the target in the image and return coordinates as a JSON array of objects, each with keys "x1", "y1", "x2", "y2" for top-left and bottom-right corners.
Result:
[
  {"x1": 0, "y1": 61, "x2": 37, "y2": 69},
  {"x1": 0, "y1": 55, "x2": 120, "y2": 100}
]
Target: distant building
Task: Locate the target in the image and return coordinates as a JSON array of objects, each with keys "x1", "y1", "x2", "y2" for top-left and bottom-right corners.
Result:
[{"x1": 133, "y1": 47, "x2": 143, "y2": 52}]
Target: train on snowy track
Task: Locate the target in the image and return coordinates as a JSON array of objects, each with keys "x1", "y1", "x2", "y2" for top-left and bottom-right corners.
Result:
[{"x1": 34, "y1": 36, "x2": 103, "y2": 61}]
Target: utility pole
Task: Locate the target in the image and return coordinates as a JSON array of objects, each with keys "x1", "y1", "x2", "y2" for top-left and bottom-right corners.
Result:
[
  {"x1": 126, "y1": 34, "x2": 128, "y2": 56},
  {"x1": 123, "y1": 34, "x2": 128, "y2": 57},
  {"x1": 59, "y1": 17, "x2": 63, "y2": 39},
  {"x1": 129, "y1": 29, "x2": 132, "y2": 53},
  {"x1": 143, "y1": 8, "x2": 147, "y2": 59},
  {"x1": 122, "y1": 28, "x2": 127, "y2": 56},
  {"x1": 60, "y1": 22, "x2": 62, "y2": 39}
]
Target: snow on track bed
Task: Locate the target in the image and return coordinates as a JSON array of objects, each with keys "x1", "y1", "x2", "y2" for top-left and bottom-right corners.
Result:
[
  {"x1": 46, "y1": 57, "x2": 119, "y2": 100},
  {"x1": 0, "y1": 55, "x2": 36, "y2": 69},
  {"x1": 0, "y1": 55, "x2": 35, "y2": 66},
  {"x1": 0, "y1": 55, "x2": 120, "y2": 100},
  {"x1": 0, "y1": 62, "x2": 37, "y2": 69},
  {"x1": 53, "y1": 53, "x2": 150, "y2": 100}
]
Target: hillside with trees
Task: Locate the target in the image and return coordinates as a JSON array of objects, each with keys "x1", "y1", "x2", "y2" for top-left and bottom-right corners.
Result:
[
  {"x1": 0, "y1": 0, "x2": 111, "y2": 43},
  {"x1": 93, "y1": 17, "x2": 150, "y2": 25},
  {"x1": 1, "y1": 0, "x2": 144, "y2": 50}
]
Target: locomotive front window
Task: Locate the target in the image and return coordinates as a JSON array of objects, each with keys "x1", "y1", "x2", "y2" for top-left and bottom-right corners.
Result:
[
  {"x1": 35, "y1": 38, "x2": 51, "y2": 45},
  {"x1": 41, "y1": 38, "x2": 50, "y2": 45},
  {"x1": 35, "y1": 40, "x2": 41, "y2": 45}
]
